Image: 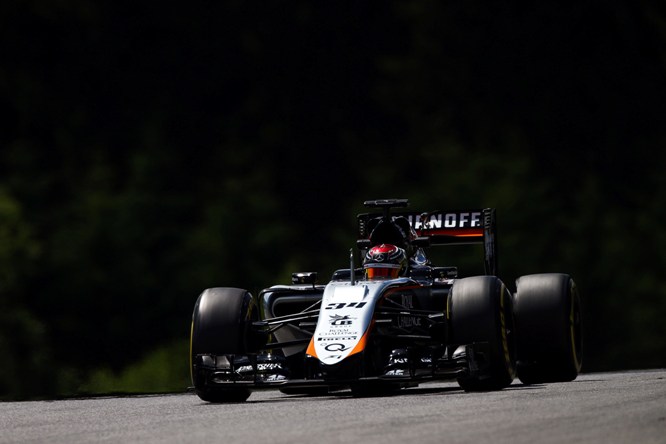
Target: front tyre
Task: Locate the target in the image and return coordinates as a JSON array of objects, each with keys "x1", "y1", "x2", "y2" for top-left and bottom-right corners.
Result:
[
  {"x1": 513, "y1": 274, "x2": 583, "y2": 384},
  {"x1": 190, "y1": 287, "x2": 257, "y2": 402},
  {"x1": 449, "y1": 276, "x2": 516, "y2": 391}
]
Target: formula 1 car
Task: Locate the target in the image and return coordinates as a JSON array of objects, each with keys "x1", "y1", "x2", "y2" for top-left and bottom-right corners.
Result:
[{"x1": 189, "y1": 199, "x2": 583, "y2": 402}]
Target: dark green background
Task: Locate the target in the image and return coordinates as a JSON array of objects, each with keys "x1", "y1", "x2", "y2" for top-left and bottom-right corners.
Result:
[{"x1": 1, "y1": 1, "x2": 664, "y2": 399}]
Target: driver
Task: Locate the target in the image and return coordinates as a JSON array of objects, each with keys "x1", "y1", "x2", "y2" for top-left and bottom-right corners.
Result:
[
  {"x1": 366, "y1": 216, "x2": 428, "y2": 268},
  {"x1": 363, "y1": 244, "x2": 407, "y2": 279}
]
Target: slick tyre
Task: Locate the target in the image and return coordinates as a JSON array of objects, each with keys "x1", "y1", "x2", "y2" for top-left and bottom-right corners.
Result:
[
  {"x1": 514, "y1": 274, "x2": 583, "y2": 384},
  {"x1": 449, "y1": 276, "x2": 516, "y2": 391},
  {"x1": 190, "y1": 287, "x2": 258, "y2": 402}
]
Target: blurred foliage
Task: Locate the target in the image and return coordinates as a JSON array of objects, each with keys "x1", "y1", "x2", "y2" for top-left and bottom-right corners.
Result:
[
  {"x1": 77, "y1": 340, "x2": 190, "y2": 396},
  {"x1": 1, "y1": 0, "x2": 665, "y2": 399}
]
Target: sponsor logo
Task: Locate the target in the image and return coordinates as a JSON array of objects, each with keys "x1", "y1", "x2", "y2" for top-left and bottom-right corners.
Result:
[
  {"x1": 324, "y1": 343, "x2": 351, "y2": 352},
  {"x1": 258, "y1": 363, "x2": 283, "y2": 371},
  {"x1": 398, "y1": 316, "x2": 422, "y2": 327},
  {"x1": 397, "y1": 294, "x2": 421, "y2": 327},
  {"x1": 318, "y1": 328, "x2": 355, "y2": 336},
  {"x1": 329, "y1": 314, "x2": 354, "y2": 326},
  {"x1": 407, "y1": 212, "x2": 482, "y2": 229},
  {"x1": 317, "y1": 336, "x2": 357, "y2": 341},
  {"x1": 236, "y1": 363, "x2": 283, "y2": 373},
  {"x1": 265, "y1": 374, "x2": 287, "y2": 381}
]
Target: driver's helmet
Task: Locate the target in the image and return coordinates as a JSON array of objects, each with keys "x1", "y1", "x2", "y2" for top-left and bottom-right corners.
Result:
[{"x1": 363, "y1": 244, "x2": 407, "y2": 279}]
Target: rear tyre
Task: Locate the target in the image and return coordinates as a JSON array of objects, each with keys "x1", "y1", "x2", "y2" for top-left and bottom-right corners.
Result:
[
  {"x1": 190, "y1": 287, "x2": 258, "y2": 402},
  {"x1": 514, "y1": 274, "x2": 583, "y2": 384},
  {"x1": 449, "y1": 276, "x2": 516, "y2": 391}
]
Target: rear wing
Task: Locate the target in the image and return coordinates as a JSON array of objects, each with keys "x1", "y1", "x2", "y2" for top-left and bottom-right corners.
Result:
[{"x1": 357, "y1": 208, "x2": 498, "y2": 276}]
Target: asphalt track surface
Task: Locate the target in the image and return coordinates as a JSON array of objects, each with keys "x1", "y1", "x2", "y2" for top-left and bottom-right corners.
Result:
[{"x1": 1, "y1": 370, "x2": 665, "y2": 444}]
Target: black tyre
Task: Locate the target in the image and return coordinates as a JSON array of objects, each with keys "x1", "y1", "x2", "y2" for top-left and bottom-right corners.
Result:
[
  {"x1": 190, "y1": 287, "x2": 258, "y2": 402},
  {"x1": 449, "y1": 276, "x2": 516, "y2": 391},
  {"x1": 514, "y1": 274, "x2": 583, "y2": 384}
]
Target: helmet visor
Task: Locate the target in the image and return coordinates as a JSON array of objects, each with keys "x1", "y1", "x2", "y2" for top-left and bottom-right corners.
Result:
[{"x1": 365, "y1": 264, "x2": 401, "y2": 279}]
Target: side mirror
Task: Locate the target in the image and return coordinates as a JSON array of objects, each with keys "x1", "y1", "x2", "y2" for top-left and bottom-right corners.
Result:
[
  {"x1": 292, "y1": 272, "x2": 318, "y2": 285},
  {"x1": 432, "y1": 267, "x2": 457, "y2": 279}
]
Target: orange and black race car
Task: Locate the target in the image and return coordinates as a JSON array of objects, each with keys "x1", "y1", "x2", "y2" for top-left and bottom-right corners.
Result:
[{"x1": 189, "y1": 199, "x2": 583, "y2": 402}]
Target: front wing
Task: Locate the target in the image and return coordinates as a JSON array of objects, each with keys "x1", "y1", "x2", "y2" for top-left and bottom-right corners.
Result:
[{"x1": 192, "y1": 342, "x2": 491, "y2": 392}]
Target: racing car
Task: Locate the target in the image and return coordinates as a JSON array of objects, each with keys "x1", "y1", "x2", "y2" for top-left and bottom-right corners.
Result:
[{"x1": 189, "y1": 199, "x2": 583, "y2": 402}]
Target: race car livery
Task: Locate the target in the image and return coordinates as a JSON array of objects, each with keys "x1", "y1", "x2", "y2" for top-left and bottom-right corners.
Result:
[{"x1": 189, "y1": 199, "x2": 583, "y2": 402}]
